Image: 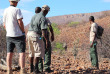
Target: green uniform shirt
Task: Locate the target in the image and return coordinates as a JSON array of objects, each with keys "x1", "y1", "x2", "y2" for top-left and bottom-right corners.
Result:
[{"x1": 28, "y1": 12, "x2": 48, "y2": 35}]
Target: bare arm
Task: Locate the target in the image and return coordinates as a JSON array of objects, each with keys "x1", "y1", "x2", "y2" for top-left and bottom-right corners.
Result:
[
  {"x1": 42, "y1": 29, "x2": 49, "y2": 49},
  {"x1": 90, "y1": 33, "x2": 96, "y2": 47},
  {"x1": 48, "y1": 25, "x2": 54, "y2": 42},
  {"x1": 42, "y1": 29, "x2": 49, "y2": 42},
  {"x1": 18, "y1": 19, "x2": 25, "y2": 33}
]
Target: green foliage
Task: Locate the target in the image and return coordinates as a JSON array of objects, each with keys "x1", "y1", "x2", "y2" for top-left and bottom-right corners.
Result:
[
  {"x1": 53, "y1": 42, "x2": 65, "y2": 55},
  {"x1": 68, "y1": 22, "x2": 80, "y2": 27},
  {"x1": 53, "y1": 42, "x2": 65, "y2": 51},
  {"x1": 51, "y1": 23, "x2": 60, "y2": 35},
  {"x1": 56, "y1": 42, "x2": 64, "y2": 50},
  {"x1": 72, "y1": 39, "x2": 79, "y2": 59}
]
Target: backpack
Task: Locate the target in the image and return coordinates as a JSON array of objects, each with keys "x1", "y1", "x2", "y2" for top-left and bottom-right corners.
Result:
[
  {"x1": 97, "y1": 26, "x2": 104, "y2": 39},
  {"x1": 96, "y1": 26, "x2": 104, "y2": 46}
]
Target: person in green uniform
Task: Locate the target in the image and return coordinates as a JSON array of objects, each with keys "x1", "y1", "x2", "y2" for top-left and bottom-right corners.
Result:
[
  {"x1": 39, "y1": 18, "x2": 54, "y2": 73},
  {"x1": 89, "y1": 16, "x2": 99, "y2": 69},
  {"x1": 35, "y1": 6, "x2": 54, "y2": 73}
]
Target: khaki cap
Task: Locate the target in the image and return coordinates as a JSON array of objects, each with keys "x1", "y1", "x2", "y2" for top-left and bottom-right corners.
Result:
[
  {"x1": 9, "y1": 0, "x2": 20, "y2": 2},
  {"x1": 42, "y1": 5, "x2": 50, "y2": 11}
]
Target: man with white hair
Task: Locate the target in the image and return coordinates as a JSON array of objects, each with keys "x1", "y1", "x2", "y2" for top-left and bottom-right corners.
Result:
[{"x1": 3, "y1": 0, "x2": 27, "y2": 74}]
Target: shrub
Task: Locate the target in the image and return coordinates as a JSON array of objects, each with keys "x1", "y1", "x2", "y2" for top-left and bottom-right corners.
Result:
[
  {"x1": 0, "y1": 25, "x2": 6, "y2": 59},
  {"x1": 53, "y1": 42, "x2": 65, "y2": 51},
  {"x1": 97, "y1": 27, "x2": 110, "y2": 58},
  {"x1": 51, "y1": 23, "x2": 60, "y2": 35},
  {"x1": 0, "y1": 24, "x2": 19, "y2": 65},
  {"x1": 72, "y1": 39, "x2": 79, "y2": 59},
  {"x1": 53, "y1": 42, "x2": 65, "y2": 55},
  {"x1": 68, "y1": 22, "x2": 80, "y2": 27}
]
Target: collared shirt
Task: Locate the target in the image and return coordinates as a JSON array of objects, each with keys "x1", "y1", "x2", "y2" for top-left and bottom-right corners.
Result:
[
  {"x1": 3, "y1": 6, "x2": 23, "y2": 37},
  {"x1": 28, "y1": 12, "x2": 47, "y2": 35},
  {"x1": 90, "y1": 23, "x2": 98, "y2": 42}
]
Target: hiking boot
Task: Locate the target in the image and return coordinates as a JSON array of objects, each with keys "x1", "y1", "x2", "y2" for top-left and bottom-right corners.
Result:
[
  {"x1": 39, "y1": 69, "x2": 43, "y2": 73},
  {"x1": 34, "y1": 69, "x2": 41, "y2": 74},
  {"x1": 29, "y1": 57, "x2": 34, "y2": 73},
  {"x1": 44, "y1": 68, "x2": 53, "y2": 73},
  {"x1": 29, "y1": 64, "x2": 34, "y2": 73},
  {"x1": 20, "y1": 68, "x2": 27, "y2": 74},
  {"x1": 34, "y1": 63, "x2": 41, "y2": 74},
  {"x1": 7, "y1": 69, "x2": 13, "y2": 74}
]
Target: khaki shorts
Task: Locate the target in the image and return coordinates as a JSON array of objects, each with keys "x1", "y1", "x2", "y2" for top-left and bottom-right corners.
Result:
[{"x1": 27, "y1": 31, "x2": 45, "y2": 58}]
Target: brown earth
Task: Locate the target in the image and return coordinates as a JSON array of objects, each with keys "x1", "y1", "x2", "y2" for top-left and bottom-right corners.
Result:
[
  {"x1": 55, "y1": 16, "x2": 110, "y2": 48},
  {"x1": 0, "y1": 50, "x2": 110, "y2": 74},
  {"x1": 0, "y1": 13, "x2": 110, "y2": 74}
]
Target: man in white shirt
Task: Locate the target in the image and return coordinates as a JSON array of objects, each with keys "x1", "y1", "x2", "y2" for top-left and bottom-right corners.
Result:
[
  {"x1": 89, "y1": 16, "x2": 99, "y2": 69},
  {"x1": 3, "y1": 0, "x2": 27, "y2": 74}
]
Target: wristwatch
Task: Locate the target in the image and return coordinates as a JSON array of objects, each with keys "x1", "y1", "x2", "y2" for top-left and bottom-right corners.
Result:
[{"x1": 22, "y1": 32, "x2": 25, "y2": 35}]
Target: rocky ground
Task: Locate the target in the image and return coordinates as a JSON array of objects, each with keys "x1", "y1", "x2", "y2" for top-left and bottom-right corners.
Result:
[{"x1": 0, "y1": 49, "x2": 110, "y2": 74}]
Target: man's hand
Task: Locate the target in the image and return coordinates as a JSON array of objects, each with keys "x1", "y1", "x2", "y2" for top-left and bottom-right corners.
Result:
[
  {"x1": 51, "y1": 35, "x2": 54, "y2": 42},
  {"x1": 90, "y1": 42, "x2": 93, "y2": 48},
  {"x1": 46, "y1": 40, "x2": 49, "y2": 50},
  {"x1": 48, "y1": 25, "x2": 54, "y2": 42},
  {"x1": 42, "y1": 29, "x2": 49, "y2": 50}
]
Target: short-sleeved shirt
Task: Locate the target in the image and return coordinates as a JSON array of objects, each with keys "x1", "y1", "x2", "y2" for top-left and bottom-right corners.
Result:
[
  {"x1": 90, "y1": 23, "x2": 98, "y2": 42},
  {"x1": 46, "y1": 18, "x2": 51, "y2": 26},
  {"x1": 3, "y1": 6, "x2": 23, "y2": 37},
  {"x1": 46, "y1": 18, "x2": 52, "y2": 36},
  {"x1": 28, "y1": 12, "x2": 47, "y2": 35}
]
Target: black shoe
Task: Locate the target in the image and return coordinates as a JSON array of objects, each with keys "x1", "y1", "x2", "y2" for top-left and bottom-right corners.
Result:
[
  {"x1": 39, "y1": 69, "x2": 43, "y2": 72},
  {"x1": 30, "y1": 64, "x2": 34, "y2": 73},
  {"x1": 44, "y1": 68, "x2": 53, "y2": 73},
  {"x1": 34, "y1": 63, "x2": 41, "y2": 74},
  {"x1": 34, "y1": 70, "x2": 41, "y2": 74},
  {"x1": 29, "y1": 57, "x2": 34, "y2": 73}
]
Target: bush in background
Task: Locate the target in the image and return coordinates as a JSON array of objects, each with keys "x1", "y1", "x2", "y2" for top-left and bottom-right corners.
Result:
[
  {"x1": 51, "y1": 23, "x2": 60, "y2": 35},
  {"x1": 0, "y1": 21, "x2": 19, "y2": 65},
  {"x1": 52, "y1": 42, "x2": 65, "y2": 55},
  {"x1": 68, "y1": 22, "x2": 80, "y2": 27},
  {"x1": 53, "y1": 42, "x2": 64, "y2": 51},
  {"x1": 0, "y1": 25, "x2": 6, "y2": 59}
]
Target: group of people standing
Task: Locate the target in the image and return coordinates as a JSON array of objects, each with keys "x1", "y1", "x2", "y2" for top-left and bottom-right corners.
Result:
[
  {"x1": 27, "y1": 5, "x2": 54, "y2": 73},
  {"x1": 3, "y1": 0, "x2": 100, "y2": 74}
]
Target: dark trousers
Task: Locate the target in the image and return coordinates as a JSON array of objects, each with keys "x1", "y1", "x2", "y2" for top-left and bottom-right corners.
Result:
[
  {"x1": 90, "y1": 42, "x2": 99, "y2": 68},
  {"x1": 39, "y1": 35, "x2": 51, "y2": 71}
]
